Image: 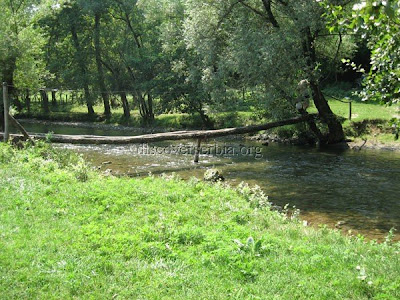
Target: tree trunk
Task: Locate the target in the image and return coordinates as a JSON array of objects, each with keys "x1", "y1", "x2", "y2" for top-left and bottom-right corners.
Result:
[
  {"x1": 51, "y1": 90, "x2": 57, "y2": 106},
  {"x1": 25, "y1": 89, "x2": 31, "y2": 113},
  {"x1": 94, "y1": 13, "x2": 111, "y2": 117},
  {"x1": 147, "y1": 94, "x2": 154, "y2": 121},
  {"x1": 120, "y1": 92, "x2": 130, "y2": 118},
  {"x1": 198, "y1": 108, "x2": 214, "y2": 129},
  {"x1": 310, "y1": 82, "x2": 345, "y2": 144},
  {"x1": 40, "y1": 90, "x2": 49, "y2": 113},
  {"x1": 70, "y1": 25, "x2": 94, "y2": 116},
  {"x1": 84, "y1": 87, "x2": 95, "y2": 116},
  {"x1": 136, "y1": 92, "x2": 146, "y2": 118},
  {"x1": 136, "y1": 92, "x2": 154, "y2": 124},
  {"x1": 303, "y1": 27, "x2": 345, "y2": 144}
]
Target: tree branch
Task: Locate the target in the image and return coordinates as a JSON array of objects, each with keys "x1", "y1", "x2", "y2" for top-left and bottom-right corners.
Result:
[
  {"x1": 238, "y1": 0, "x2": 269, "y2": 22},
  {"x1": 217, "y1": 0, "x2": 241, "y2": 28},
  {"x1": 261, "y1": 0, "x2": 279, "y2": 28}
]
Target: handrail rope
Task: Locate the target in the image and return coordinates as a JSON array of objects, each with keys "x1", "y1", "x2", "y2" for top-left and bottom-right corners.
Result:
[{"x1": 4, "y1": 85, "x2": 140, "y2": 94}]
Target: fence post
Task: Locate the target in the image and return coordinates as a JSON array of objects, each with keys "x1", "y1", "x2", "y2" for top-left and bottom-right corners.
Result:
[
  {"x1": 3, "y1": 82, "x2": 9, "y2": 142},
  {"x1": 349, "y1": 101, "x2": 352, "y2": 121}
]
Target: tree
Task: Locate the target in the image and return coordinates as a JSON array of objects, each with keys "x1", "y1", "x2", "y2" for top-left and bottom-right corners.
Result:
[
  {"x1": 0, "y1": 0, "x2": 47, "y2": 128},
  {"x1": 38, "y1": 0, "x2": 96, "y2": 115},
  {"x1": 82, "y1": 0, "x2": 112, "y2": 116},
  {"x1": 154, "y1": 0, "x2": 216, "y2": 128},
  {"x1": 325, "y1": 0, "x2": 400, "y2": 105},
  {"x1": 183, "y1": 0, "x2": 355, "y2": 143}
]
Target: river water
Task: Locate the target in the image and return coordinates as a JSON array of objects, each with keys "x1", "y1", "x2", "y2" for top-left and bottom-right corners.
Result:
[{"x1": 18, "y1": 121, "x2": 400, "y2": 241}]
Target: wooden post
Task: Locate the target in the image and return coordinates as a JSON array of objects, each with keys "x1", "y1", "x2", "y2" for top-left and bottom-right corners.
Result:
[
  {"x1": 349, "y1": 101, "x2": 352, "y2": 121},
  {"x1": 194, "y1": 138, "x2": 202, "y2": 163},
  {"x1": 3, "y1": 82, "x2": 9, "y2": 142}
]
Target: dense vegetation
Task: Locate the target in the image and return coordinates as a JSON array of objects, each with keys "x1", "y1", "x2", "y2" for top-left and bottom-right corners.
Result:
[
  {"x1": 0, "y1": 143, "x2": 399, "y2": 299},
  {"x1": 1, "y1": 0, "x2": 399, "y2": 144}
]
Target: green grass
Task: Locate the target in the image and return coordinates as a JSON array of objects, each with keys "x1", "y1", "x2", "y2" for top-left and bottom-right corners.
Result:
[
  {"x1": 324, "y1": 98, "x2": 398, "y2": 122},
  {"x1": 308, "y1": 96, "x2": 399, "y2": 142},
  {"x1": 0, "y1": 143, "x2": 399, "y2": 299},
  {"x1": 18, "y1": 102, "x2": 256, "y2": 129}
]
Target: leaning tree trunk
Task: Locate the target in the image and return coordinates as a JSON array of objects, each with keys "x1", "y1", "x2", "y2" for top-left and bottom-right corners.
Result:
[
  {"x1": 310, "y1": 82, "x2": 345, "y2": 144},
  {"x1": 303, "y1": 27, "x2": 345, "y2": 144},
  {"x1": 94, "y1": 13, "x2": 111, "y2": 117}
]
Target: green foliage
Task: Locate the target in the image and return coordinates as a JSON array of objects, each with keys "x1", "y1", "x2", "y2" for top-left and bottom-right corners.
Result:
[
  {"x1": 324, "y1": 0, "x2": 400, "y2": 105},
  {"x1": 1, "y1": 144, "x2": 400, "y2": 298},
  {"x1": 0, "y1": 0, "x2": 48, "y2": 89},
  {"x1": 183, "y1": 0, "x2": 356, "y2": 113},
  {"x1": 0, "y1": 0, "x2": 354, "y2": 134}
]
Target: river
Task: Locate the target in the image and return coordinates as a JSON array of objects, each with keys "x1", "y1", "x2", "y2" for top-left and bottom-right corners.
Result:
[{"x1": 17, "y1": 120, "x2": 400, "y2": 242}]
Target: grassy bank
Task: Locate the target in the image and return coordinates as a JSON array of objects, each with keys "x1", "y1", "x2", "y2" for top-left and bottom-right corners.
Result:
[{"x1": 0, "y1": 143, "x2": 399, "y2": 299}]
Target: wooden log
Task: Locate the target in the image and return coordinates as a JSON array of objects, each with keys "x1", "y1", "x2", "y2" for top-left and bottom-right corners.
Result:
[
  {"x1": 0, "y1": 114, "x2": 315, "y2": 145},
  {"x1": 8, "y1": 114, "x2": 35, "y2": 144}
]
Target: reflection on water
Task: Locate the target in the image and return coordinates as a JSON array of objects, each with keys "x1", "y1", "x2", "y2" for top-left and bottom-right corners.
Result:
[{"x1": 19, "y1": 121, "x2": 400, "y2": 241}]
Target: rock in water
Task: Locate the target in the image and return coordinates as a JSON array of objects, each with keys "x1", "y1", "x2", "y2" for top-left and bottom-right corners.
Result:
[
  {"x1": 335, "y1": 220, "x2": 347, "y2": 228},
  {"x1": 204, "y1": 169, "x2": 225, "y2": 182}
]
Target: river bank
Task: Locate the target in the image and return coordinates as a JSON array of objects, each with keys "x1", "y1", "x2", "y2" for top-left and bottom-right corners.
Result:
[{"x1": 0, "y1": 143, "x2": 399, "y2": 299}]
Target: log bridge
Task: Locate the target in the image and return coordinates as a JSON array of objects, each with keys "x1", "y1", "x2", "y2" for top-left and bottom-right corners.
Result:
[{"x1": 1, "y1": 114, "x2": 316, "y2": 162}]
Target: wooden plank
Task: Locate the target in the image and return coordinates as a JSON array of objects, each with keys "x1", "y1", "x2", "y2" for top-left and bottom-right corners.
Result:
[{"x1": 0, "y1": 114, "x2": 315, "y2": 144}]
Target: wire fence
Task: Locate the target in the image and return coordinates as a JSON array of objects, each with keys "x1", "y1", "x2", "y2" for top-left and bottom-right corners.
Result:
[{"x1": 3, "y1": 84, "x2": 142, "y2": 110}]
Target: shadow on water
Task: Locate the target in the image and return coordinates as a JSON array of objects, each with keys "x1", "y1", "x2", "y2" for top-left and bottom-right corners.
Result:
[{"x1": 17, "y1": 120, "x2": 400, "y2": 241}]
